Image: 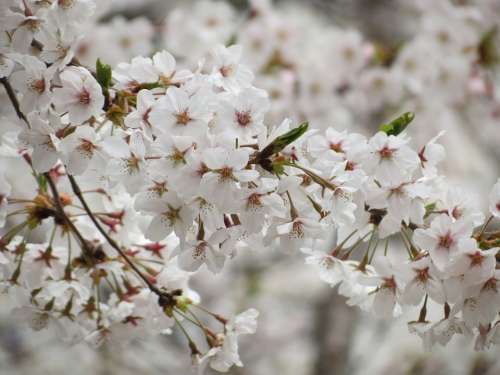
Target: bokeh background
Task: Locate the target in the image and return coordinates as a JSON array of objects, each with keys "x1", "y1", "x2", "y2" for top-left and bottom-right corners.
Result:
[{"x1": 1, "y1": 0, "x2": 500, "y2": 374}]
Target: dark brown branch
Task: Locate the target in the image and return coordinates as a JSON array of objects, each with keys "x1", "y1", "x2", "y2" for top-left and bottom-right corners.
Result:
[
  {"x1": 67, "y1": 174, "x2": 164, "y2": 297},
  {"x1": 0, "y1": 77, "x2": 29, "y2": 125}
]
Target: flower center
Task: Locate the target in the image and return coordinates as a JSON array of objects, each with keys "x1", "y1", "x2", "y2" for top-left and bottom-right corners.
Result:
[
  {"x1": 193, "y1": 242, "x2": 208, "y2": 259},
  {"x1": 329, "y1": 142, "x2": 344, "y2": 153},
  {"x1": 218, "y1": 167, "x2": 233, "y2": 182},
  {"x1": 196, "y1": 163, "x2": 209, "y2": 177},
  {"x1": 126, "y1": 155, "x2": 140, "y2": 174},
  {"x1": 438, "y1": 232, "x2": 453, "y2": 250},
  {"x1": 219, "y1": 65, "x2": 235, "y2": 77},
  {"x1": 345, "y1": 161, "x2": 356, "y2": 171},
  {"x1": 176, "y1": 110, "x2": 191, "y2": 125},
  {"x1": 168, "y1": 149, "x2": 186, "y2": 165},
  {"x1": 77, "y1": 138, "x2": 97, "y2": 157},
  {"x1": 379, "y1": 146, "x2": 395, "y2": 159},
  {"x1": 382, "y1": 276, "x2": 397, "y2": 291},
  {"x1": 79, "y1": 88, "x2": 91, "y2": 105},
  {"x1": 246, "y1": 193, "x2": 262, "y2": 210},
  {"x1": 149, "y1": 181, "x2": 168, "y2": 197},
  {"x1": 30, "y1": 79, "x2": 46, "y2": 93},
  {"x1": 235, "y1": 110, "x2": 252, "y2": 127},
  {"x1": 414, "y1": 267, "x2": 430, "y2": 283},
  {"x1": 468, "y1": 251, "x2": 484, "y2": 267}
]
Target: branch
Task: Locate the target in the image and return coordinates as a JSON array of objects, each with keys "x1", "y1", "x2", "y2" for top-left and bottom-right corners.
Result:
[
  {"x1": 45, "y1": 173, "x2": 94, "y2": 259},
  {"x1": 1, "y1": 77, "x2": 29, "y2": 125},
  {"x1": 67, "y1": 174, "x2": 164, "y2": 297}
]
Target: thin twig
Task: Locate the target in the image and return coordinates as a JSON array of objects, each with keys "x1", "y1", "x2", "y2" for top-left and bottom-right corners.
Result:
[
  {"x1": 45, "y1": 172, "x2": 93, "y2": 258},
  {"x1": 67, "y1": 174, "x2": 163, "y2": 296},
  {"x1": 1, "y1": 77, "x2": 29, "y2": 126}
]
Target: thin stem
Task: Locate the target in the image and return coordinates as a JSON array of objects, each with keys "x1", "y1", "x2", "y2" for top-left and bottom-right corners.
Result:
[
  {"x1": 173, "y1": 313, "x2": 200, "y2": 355},
  {"x1": 67, "y1": 174, "x2": 163, "y2": 297},
  {"x1": 45, "y1": 173, "x2": 93, "y2": 259},
  {"x1": 284, "y1": 162, "x2": 337, "y2": 191},
  {"x1": 478, "y1": 215, "x2": 494, "y2": 239},
  {"x1": 0, "y1": 77, "x2": 29, "y2": 126}
]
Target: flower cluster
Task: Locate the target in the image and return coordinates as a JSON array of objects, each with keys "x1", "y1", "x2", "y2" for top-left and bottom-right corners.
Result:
[{"x1": 1, "y1": 0, "x2": 500, "y2": 373}]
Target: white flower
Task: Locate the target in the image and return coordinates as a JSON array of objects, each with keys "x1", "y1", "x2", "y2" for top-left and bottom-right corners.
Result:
[
  {"x1": 52, "y1": 66, "x2": 104, "y2": 124},
  {"x1": 199, "y1": 147, "x2": 259, "y2": 211},
  {"x1": 152, "y1": 50, "x2": 192, "y2": 86},
  {"x1": 400, "y1": 256, "x2": 445, "y2": 305},
  {"x1": 228, "y1": 308, "x2": 259, "y2": 336},
  {"x1": 448, "y1": 239, "x2": 497, "y2": 286},
  {"x1": 18, "y1": 112, "x2": 63, "y2": 172},
  {"x1": 364, "y1": 132, "x2": 420, "y2": 184},
  {"x1": 10, "y1": 54, "x2": 53, "y2": 112},
  {"x1": 124, "y1": 89, "x2": 156, "y2": 136},
  {"x1": 303, "y1": 246, "x2": 347, "y2": 287},
  {"x1": 413, "y1": 215, "x2": 473, "y2": 272},
  {"x1": 149, "y1": 86, "x2": 212, "y2": 136},
  {"x1": 211, "y1": 44, "x2": 254, "y2": 92},
  {"x1": 418, "y1": 131, "x2": 446, "y2": 176},
  {"x1": 216, "y1": 87, "x2": 269, "y2": 139},
  {"x1": 59, "y1": 125, "x2": 129, "y2": 175},
  {"x1": 177, "y1": 230, "x2": 229, "y2": 274},
  {"x1": 366, "y1": 256, "x2": 402, "y2": 318},
  {"x1": 139, "y1": 191, "x2": 194, "y2": 242}
]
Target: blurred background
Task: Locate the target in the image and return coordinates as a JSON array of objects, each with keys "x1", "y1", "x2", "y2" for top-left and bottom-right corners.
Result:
[{"x1": 1, "y1": 0, "x2": 500, "y2": 374}]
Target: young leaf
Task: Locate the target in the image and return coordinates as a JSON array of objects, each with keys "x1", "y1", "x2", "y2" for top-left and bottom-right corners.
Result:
[
  {"x1": 96, "y1": 59, "x2": 112, "y2": 91},
  {"x1": 380, "y1": 112, "x2": 415, "y2": 136},
  {"x1": 258, "y1": 122, "x2": 309, "y2": 160}
]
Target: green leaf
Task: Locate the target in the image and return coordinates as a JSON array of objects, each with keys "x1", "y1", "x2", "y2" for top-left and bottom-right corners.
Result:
[
  {"x1": 379, "y1": 112, "x2": 415, "y2": 136},
  {"x1": 258, "y1": 122, "x2": 309, "y2": 160},
  {"x1": 96, "y1": 59, "x2": 112, "y2": 91}
]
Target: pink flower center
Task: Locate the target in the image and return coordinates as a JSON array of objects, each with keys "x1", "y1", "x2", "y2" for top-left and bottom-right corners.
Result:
[
  {"x1": 382, "y1": 276, "x2": 397, "y2": 291},
  {"x1": 329, "y1": 141, "x2": 344, "y2": 153},
  {"x1": 438, "y1": 232, "x2": 454, "y2": 249},
  {"x1": 235, "y1": 110, "x2": 252, "y2": 127},
  {"x1": 79, "y1": 88, "x2": 91, "y2": 105},
  {"x1": 219, "y1": 65, "x2": 235, "y2": 77},
  {"x1": 468, "y1": 251, "x2": 484, "y2": 267},
  {"x1": 30, "y1": 79, "x2": 46, "y2": 93},
  {"x1": 414, "y1": 267, "x2": 430, "y2": 283},
  {"x1": 246, "y1": 193, "x2": 262, "y2": 210},
  {"x1": 379, "y1": 146, "x2": 395, "y2": 159}
]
